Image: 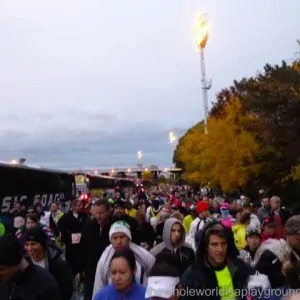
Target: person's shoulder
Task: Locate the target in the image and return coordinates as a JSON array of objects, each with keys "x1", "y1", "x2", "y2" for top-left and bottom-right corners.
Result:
[
  {"x1": 31, "y1": 264, "x2": 56, "y2": 279},
  {"x1": 181, "y1": 262, "x2": 202, "y2": 287},
  {"x1": 189, "y1": 217, "x2": 199, "y2": 230},
  {"x1": 231, "y1": 257, "x2": 254, "y2": 274},
  {"x1": 29, "y1": 265, "x2": 60, "y2": 289},
  {"x1": 150, "y1": 242, "x2": 165, "y2": 256},
  {"x1": 133, "y1": 283, "x2": 146, "y2": 298},
  {"x1": 182, "y1": 243, "x2": 194, "y2": 253},
  {"x1": 259, "y1": 249, "x2": 277, "y2": 260},
  {"x1": 49, "y1": 252, "x2": 70, "y2": 272},
  {"x1": 134, "y1": 282, "x2": 146, "y2": 292},
  {"x1": 83, "y1": 218, "x2": 98, "y2": 228},
  {"x1": 94, "y1": 284, "x2": 114, "y2": 299}
]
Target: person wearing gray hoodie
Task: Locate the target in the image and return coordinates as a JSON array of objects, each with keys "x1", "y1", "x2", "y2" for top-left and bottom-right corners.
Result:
[{"x1": 150, "y1": 217, "x2": 195, "y2": 277}]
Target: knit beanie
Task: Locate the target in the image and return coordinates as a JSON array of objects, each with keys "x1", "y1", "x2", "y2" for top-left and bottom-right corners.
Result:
[
  {"x1": 0, "y1": 234, "x2": 23, "y2": 266},
  {"x1": 196, "y1": 201, "x2": 209, "y2": 213},
  {"x1": 23, "y1": 227, "x2": 48, "y2": 250},
  {"x1": 109, "y1": 221, "x2": 132, "y2": 242},
  {"x1": 246, "y1": 225, "x2": 261, "y2": 238}
]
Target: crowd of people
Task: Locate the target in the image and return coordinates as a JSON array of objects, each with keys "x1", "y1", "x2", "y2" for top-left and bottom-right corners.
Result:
[{"x1": 1, "y1": 185, "x2": 300, "y2": 300}]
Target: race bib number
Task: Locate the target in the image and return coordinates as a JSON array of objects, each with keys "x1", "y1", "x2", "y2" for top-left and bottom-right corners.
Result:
[
  {"x1": 71, "y1": 233, "x2": 81, "y2": 244},
  {"x1": 14, "y1": 216, "x2": 25, "y2": 229}
]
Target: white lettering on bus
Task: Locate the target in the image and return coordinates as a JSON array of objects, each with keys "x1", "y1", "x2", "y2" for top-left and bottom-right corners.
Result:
[{"x1": 1, "y1": 193, "x2": 65, "y2": 213}]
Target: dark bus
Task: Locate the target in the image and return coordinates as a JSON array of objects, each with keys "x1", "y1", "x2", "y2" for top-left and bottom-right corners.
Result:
[{"x1": 0, "y1": 162, "x2": 76, "y2": 215}]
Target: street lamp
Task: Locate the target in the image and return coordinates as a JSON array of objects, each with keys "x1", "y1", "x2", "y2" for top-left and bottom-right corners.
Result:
[
  {"x1": 10, "y1": 158, "x2": 26, "y2": 165},
  {"x1": 194, "y1": 13, "x2": 212, "y2": 135},
  {"x1": 137, "y1": 150, "x2": 143, "y2": 167},
  {"x1": 169, "y1": 131, "x2": 177, "y2": 167}
]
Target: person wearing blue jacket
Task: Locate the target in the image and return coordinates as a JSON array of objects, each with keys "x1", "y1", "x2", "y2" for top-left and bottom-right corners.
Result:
[{"x1": 93, "y1": 248, "x2": 146, "y2": 300}]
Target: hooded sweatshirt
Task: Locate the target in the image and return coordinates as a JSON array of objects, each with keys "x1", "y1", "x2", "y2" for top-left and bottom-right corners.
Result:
[
  {"x1": 150, "y1": 218, "x2": 195, "y2": 277},
  {"x1": 181, "y1": 221, "x2": 253, "y2": 300},
  {"x1": 93, "y1": 242, "x2": 155, "y2": 297}
]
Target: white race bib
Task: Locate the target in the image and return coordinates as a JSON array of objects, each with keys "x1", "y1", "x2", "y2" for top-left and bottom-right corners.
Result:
[
  {"x1": 71, "y1": 233, "x2": 81, "y2": 244},
  {"x1": 14, "y1": 216, "x2": 25, "y2": 229}
]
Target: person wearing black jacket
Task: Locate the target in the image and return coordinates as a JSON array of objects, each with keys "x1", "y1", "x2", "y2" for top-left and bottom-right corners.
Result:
[
  {"x1": 58, "y1": 199, "x2": 88, "y2": 277},
  {"x1": 23, "y1": 226, "x2": 74, "y2": 300},
  {"x1": 112, "y1": 199, "x2": 139, "y2": 243},
  {"x1": 135, "y1": 210, "x2": 156, "y2": 250},
  {"x1": 150, "y1": 217, "x2": 195, "y2": 277},
  {"x1": 0, "y1": 234, "x2": 61, "y2": 300},
  {"x1": 181, "y1": 221, "x2": 253, "y2": 300},
  {"x1": 80, "y1": 199, "x2": 112, "y2": 300}
]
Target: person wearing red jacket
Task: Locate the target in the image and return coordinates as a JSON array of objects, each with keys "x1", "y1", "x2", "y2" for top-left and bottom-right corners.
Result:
[{"x1": 261, "y1": 217, "x2": 280, "y2": 242}]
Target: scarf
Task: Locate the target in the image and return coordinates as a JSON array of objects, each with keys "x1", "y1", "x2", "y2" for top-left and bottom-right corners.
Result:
[{"x1": 93, "y1": 242, "x2": 155, "y2": 297}]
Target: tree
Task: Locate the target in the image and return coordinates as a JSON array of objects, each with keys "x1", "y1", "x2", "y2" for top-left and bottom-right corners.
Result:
[
  {"x1": 177, "y1": 98, "x2": 262, "y2": 193},
  {"x1": 158, "y1": 174, "x2": 168, "y2": 184},
  {"x1": 293, "y1": 40, "x2": 300, "y2": 71},
  {"x1": 142, "y1": 170, "x2": 153, "y2": 181},
  {"x1": 176, "y1": 51, "x2": 300, "y2": 202}
]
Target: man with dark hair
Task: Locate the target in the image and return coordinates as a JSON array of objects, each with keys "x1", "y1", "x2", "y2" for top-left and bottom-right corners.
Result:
[
  {"x1": 112, "y1": 199, "x2": 139, "y2": 243},
  {"x1": 0, "y1": 234, "x2": 61, "y2": 300},
  {"x1": 181, "y1": 221, "x2": 253, "y2": 300},
  {"x1": 80, "y1": 199, "x2": 112, "y2": 300},
  {"x1": 59, "y1": 199, "x2": 88, "y2": 277},
  {"x1": 150, "y1": 218, "x2": 195, "y2": 277}
]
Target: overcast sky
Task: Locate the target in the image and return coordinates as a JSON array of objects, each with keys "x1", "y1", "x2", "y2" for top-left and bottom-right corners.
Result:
[{"x1": 0, "y1": 0, "x2": 299, "y2": 170}]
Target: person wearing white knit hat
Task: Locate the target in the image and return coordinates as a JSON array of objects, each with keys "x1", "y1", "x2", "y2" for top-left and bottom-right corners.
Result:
[
  {"x1": 93, "y1": 221, "x2": 156, "y2": 297},
  {"x1": 109, "y1": 221, "x2": 132, "y2": 250}
]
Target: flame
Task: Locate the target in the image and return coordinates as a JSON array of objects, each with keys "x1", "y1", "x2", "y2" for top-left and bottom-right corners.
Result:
[{"x1": 194, "y1": 13, "x2": 209, "y2": 50}]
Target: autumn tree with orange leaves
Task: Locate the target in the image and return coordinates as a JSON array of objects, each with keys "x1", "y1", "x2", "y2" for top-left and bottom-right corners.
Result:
[{"x1": 175, "y1": 42, "x2": 300, "y2": 202}]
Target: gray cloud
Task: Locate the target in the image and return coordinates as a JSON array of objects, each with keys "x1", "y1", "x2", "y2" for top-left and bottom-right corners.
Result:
[
  {"x1": 61, "y1": 107, "x2": 118, "y2": 121},
  {"x1": 0, "y1": 123, "x2": 186, "y2": 169}
]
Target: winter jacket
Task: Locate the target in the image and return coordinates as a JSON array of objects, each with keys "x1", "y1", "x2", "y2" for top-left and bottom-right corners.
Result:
[
  {"x1": 0, "y1": 263, "x2": 61, "y2": 300},
  {"x1": 239, "y1": 246, "x2": 257, "y2": 267},
  {"x1": 46, "y1": 245, "x2": 74, "y2": 300},
  {"x1": 254, "y1": 239, "x2": 292, "y2": 288},
  {"x1": 150, "y1": 217, "x2": 195, "y2": 277},
  {"x1": 189, "y1": 216, "x2": 211, "y2": 251},
  {"x1": 181, "y1": 221, "x2": 253, "y2": 300},
  {"x1": 257, "y1": 207, "x2": 271, "y2": 223},
  {"x1": 232, "y1": 224, "x2": 247, "y2": 250},
  {"x1": 93, "y1": 243, "x2": 155, "y2": 297},
  {"x1": 80, "y1": 218, "x2": 111, "y2": 300},
  {"x1": 136, "y1": 220, "x2": 156, "y2": 249},
  {"x1": 58, "y1": 211, "x2": 88, "y2": 275},
  {"x1": 93, "y1": 282, "x2": 146, "y2": 300}
]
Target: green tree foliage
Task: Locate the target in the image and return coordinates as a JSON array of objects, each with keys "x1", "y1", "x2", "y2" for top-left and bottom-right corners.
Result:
[{"x1": 175, "y1": 47, "x2": 300, "y2": 200}]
